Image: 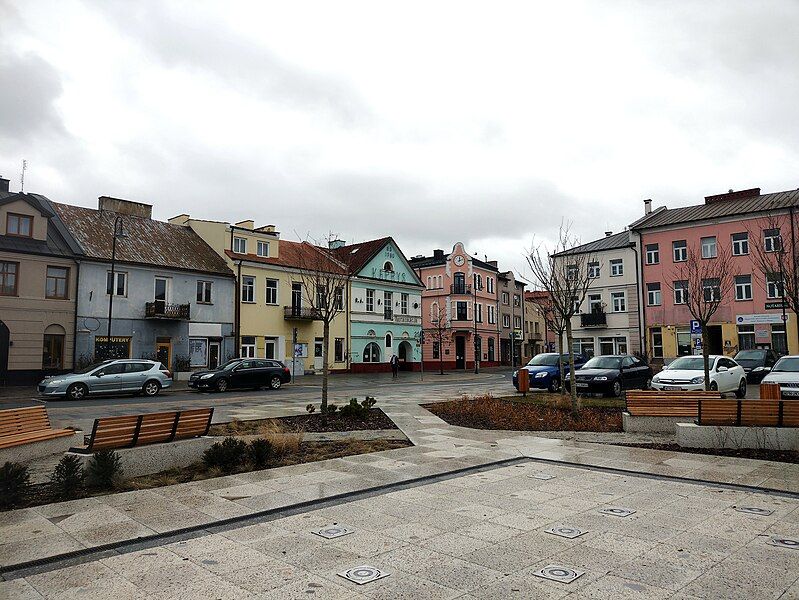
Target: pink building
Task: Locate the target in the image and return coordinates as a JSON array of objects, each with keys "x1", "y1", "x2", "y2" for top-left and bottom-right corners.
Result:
[
  {"x1": 631, "y1": 188, "x2": 799, "y2": 360},
  {"x1": 409, "y1": 243, "x2": 502, "y2": 370}
]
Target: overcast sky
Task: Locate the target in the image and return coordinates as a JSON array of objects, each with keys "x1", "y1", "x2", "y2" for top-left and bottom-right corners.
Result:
[{"x1": 2, "y1": 1, "x2": 798, "y2": 278}]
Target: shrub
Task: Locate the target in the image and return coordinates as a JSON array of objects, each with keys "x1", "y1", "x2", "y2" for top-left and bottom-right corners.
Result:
[
  {"x1": 173, "y1": 354, "x2": 191, "y2": 372},
  {"x1": 50, "y1": 455, "x2": 85, "y2": 500},
  {"x1": 0, "y1": 462, "x2": 31, "y2": 509},
  {"x1": 248, "y1": 438, "x2": 272, "y2": 468},
  {"x1": 326, "y1": 403, "x2": 338, "y2": 413},
  {"x1": 203, "y1": 437, "x2": 248, "y2": 472},
  {"x1": 257, "y1": 421, "x2": 304, "y2": 457},
  {"x1": 87, "y1": 450, "x2": 123, "y2": 489},
  {"x1": 339, "y1": 396, "x2": 377, "y2": 419},
  {"x1": 306, "y1": 403, "x2": 316, "y2": 414}
]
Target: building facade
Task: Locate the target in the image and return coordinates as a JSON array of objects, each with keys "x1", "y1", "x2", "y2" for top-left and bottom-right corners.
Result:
[
  {"x1": 0, "y1": 180, "x2": 81, "y2": 384},
  {"x1": 55, "y1": 197, "x2": 236, "y2": 371},
  {"x1": 552, "y1": 231, "x2": 642, "y2": 359},
  {"x1": 410, "y1": 243, "x2": 501, "y2": 370},
  {"x1": 330, "y1": 238, "x2": 424, "y2": 372},
  {"x1": 523, "y1": 290, "x2": 550, "y2": 360},
  {"x1": 497, "y1": 270, "x2": 526, "y2": 366},
  {"x1": 631, "y1": 187, "x2": 799, "y2": 361}
]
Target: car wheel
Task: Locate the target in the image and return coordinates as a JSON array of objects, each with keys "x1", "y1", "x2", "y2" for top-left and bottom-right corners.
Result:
[
  {"x1": 644, "y1": 378, "x2": 652, "y2": 390},
  {"x1": 66, "y1": 383, "x2": 88, "y2": 401},
  {"x1": 610, "y1": 379, "x2": 622, "y2": 398},
  {"x1": 142, "y1": 380, "x2": 161, "y2": 397},
  {"x1": 735, "y1": 378, "x2": 747, "y2": 399},
  {"x1": 215, "y1": 378, "x2": 229, "y2": 392},
  {"x1": 710, "y1": 381, "x2": 718, "y2": 392},
  {"x1": 269, "y1": 376, "x2": 282, "y2": 390},
  {"x1": 548, "y1": 378, "x2": 561, "y2": 393}
]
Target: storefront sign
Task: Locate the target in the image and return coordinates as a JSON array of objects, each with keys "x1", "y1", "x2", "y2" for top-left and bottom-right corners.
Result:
[
  {"x1": 94, "y1": 336, "x2": 131, "y2": 359},
  {"x1": 765, "y1": 302, "x2": 785, "y2": 310},
  {"x1": 755, "y1": 328, "x2": 770, "y2": 342},
  {"x1": 394, "y1": 315, "x2": 419, "y2": 324},
  {"x1": 736, "y1": 314, "x2": 787, "y2": 325}
]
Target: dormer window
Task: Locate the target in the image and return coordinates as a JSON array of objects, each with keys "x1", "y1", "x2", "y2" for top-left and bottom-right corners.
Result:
[
  {"x1": 257, "y1": 240, "x2": 270, "y2": 257},
  {"x1": 6, "y1": 213, "x2": 32, "y2": 237},
  {"x1": 233, "y1": 236, "x2": 247, "y2": 254}
]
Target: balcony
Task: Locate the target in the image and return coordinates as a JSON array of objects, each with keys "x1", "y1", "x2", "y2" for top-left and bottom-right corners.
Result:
[
  {"x1": 450, "y1": 284, "x2": 472, "y2": 295},
  {"x1": 384, "y1": 308, "x2": 393, "y2": 320},
  {"x1": 283, "y1": 306, "x2": 321, "y2": 320},
  {"x1": 580, "y1": 311, "x2": 607, "y2": 327},
  {"x1": 145, "y1": 301, "x2": 190, "y2": 320}
]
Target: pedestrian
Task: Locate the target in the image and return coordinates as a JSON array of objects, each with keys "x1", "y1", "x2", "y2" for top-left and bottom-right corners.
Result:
[{"x1": 390, "y1": 354, "x2": 399, "y2": 380}]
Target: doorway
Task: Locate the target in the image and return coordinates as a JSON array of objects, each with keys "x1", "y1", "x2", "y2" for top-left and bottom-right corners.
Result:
[
  {"x1": 398, "y1": 340, "x2": 413, "y2": 370},
  {"x1": 208, "y1": 341, "x2": 220, "y2": 370},
  {"x1": 455, "y1": 336, "x2": 466, "y2": 370},
  {"x1": 156, "y1": 337, "x2": 172, "y2": 369},
  {"x1": 707, "y1": 325, "x2": 723, "y2": 354},
  {"x1": 314, "y1": 338, "x2": 324, "y2": 371},
  {"x1": 291, "y1": 283, "x2": 302, "y2": 316},
  {"x1": 0, "y1": 321, "x2": 9, "y2": 385}
]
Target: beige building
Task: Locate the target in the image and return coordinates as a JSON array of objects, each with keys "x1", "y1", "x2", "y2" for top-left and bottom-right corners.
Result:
[
  {"x1": 523, "y1": 291, "x2": 550, "y2": 360},
  {"x1": 0, "y1": 179, "x2": 81, "y2": 384}
]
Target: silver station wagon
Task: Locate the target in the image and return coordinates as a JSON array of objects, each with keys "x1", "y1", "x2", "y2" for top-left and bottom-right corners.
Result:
[{"x1": 38, "y1": 359, "x2": 173, "y2": 400}]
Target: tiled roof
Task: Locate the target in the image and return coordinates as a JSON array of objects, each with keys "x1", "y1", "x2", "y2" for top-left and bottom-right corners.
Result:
[
  {"x1": 0, "y1": 193, "x2": 80, "y2": 258},
  {"x1": 226, "y1": 240, "x2": 348, "y2": 274},
  {"x1": 552, "y1": 230, "x2": 631, "y2": 257},
  {"x1": 632, "y1": 188, "x2": 799, "y2": 230},
  {"x1": 329, "y1": 237, "x2": 392, "y2": 273},
  {"x1": 53, "y1": 202, "x2": 233, "y2": 276}
]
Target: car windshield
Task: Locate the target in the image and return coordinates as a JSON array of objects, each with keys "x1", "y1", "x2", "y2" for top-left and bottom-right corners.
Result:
[
  {"x1": 527, "y1": 354, "x2": 560, "y2": 367},
  {"x1": 735, "y1": 350, "x2": 765, "y2": 361},
  {"x1": 218, "y1": 359, "x2": 242, "y2": 371},
  {"x1": 583, "y1": 357, "x2": 622, "y2": 370},
  {"x1": 74, "y1": 360, "x2": 113, "y2": 375},
  {"x1": 667, "y1": 356, "x2": 710, "y2": 371},
  {"x1": 772, "y1": 357, "x2": 799, "y2": 373}
]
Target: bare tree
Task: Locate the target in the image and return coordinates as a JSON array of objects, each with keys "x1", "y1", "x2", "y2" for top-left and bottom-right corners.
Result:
[
  {"x1": 425, "y1": 301, "x2": 452, "y2": 375},
  {"x1": 526, "y1": 223, "x2": 596, "y2": 415},
  {"x1": 668, "y1": 242, "x2": 736, "y2": 390},
  {"x1": 527, "y1": 291, "x2": 566, "y2": 382},
  {"x1": 747, "y1": 212, "x2": 799, "y2": 349},
  {"x1": 294, "y1": 236, "x2": 350, "y2": 421}
]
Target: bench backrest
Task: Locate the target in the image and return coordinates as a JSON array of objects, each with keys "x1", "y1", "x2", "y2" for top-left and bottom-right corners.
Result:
[
  {"x1": 0, "y1": 406, "x2": 52, "y2": 437},
  {"x1": 760, "y1": 382, "x2": 782, "y2": 400},
  {"x1": 698, "y1": 399, "x2": 799, "y2": 427},
  {"x1": 625, "y1": 390, "x2": 720, "y2": 417},
  {"x1": 87, "y1": 408, "x2": 213, "y2": 451}
]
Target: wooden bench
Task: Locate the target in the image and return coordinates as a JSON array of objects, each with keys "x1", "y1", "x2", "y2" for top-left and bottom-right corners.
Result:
[
  {"x1": 698, "y1": 399, "x2": 799, "y2": 427},
  {"x1": 77, "y1": 408, "x2": 214, "y2": 452},
  {"x1": 760, "y1": 382, "x2": 782, "y2": 400},
  {"x1": 625, "y1": 390, "x2": 721, "y2": 418},
  {"x1": 0, "y1": 406, "x2": 75, "y2": 449}
]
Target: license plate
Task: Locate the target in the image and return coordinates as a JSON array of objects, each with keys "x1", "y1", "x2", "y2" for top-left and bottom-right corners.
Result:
[
  {"x1": 576, "y1": 383, "x2": 589, "y2": 388},
  {"x1": 784, "y1": 390, "x2": 799, "y2": 397},
  {"x1": 663, "y1": 385, "x2": 682, "y2": 391}
]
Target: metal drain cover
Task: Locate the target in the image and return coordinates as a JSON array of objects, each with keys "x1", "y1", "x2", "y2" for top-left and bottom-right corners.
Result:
[
  {"x1": 545, "y1": 526, "x2": 586, "y2": 539},
  {"x1": 337, "y1": 565, "x2": 390, "y2": 585},
  {"x1": 313, "y1": 525, "x2": 353, "y2": 539},
  {"x1": 529, "y1": 473, "x2": 555, "y2": 480},
  {"x1": 532, "y1": 564, "x2": 584, "y2": 584},
  {"x1": 768, "y1": 537, "x2": 799, "y2": 549},
  {"x1": 735, "y1": 506, "x2": 774, "y2": 516},
  {"x1": 598, "y1": 507, "x2": 636, "y2": 517}
]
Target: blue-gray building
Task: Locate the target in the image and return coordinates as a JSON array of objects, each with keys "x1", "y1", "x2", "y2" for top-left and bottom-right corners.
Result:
[{"x1": 53, "y1": 196, "x2": 236, "y2": 371}]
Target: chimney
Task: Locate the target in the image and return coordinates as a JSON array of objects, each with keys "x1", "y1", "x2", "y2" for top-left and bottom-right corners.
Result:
[
  {"x1": 234, "y1": 219, "x2": 254, "y2": 230},
  {"x1": 433, "y1": 249, "x2": 445, "y2": 259},
  {"x1": 0, "y1": 176, "x2": 9, "y2": 193},
  {"x1": 605, "y1": 231, "x2": 613, "y2": 237},
  {"x1": 704, "y1": 187, "x2": 761, "y2": 204},
  {"x1": 487, "y1": 260, "x2": 498, "y2": 267},
  {"x1": 255, "y1": 224, "x2": 276, "y2": 233},
  {"x1": 643, "y1": 198, "x2": 652, "y2": 215},
  {"x1": 98, "y1": 196, "x2": 152, "y2": 219},
  {"x1": 168, "y1": 214, "x2": 190, "y2": 226},
  {"x1": 328, "y1": 239, "x2": 346, "y2": 249}
]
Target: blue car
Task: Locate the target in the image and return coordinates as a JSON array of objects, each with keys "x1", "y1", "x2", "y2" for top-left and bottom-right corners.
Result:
[{"x1": 512, "y1": 353, "x2": 588, "y2": 393}]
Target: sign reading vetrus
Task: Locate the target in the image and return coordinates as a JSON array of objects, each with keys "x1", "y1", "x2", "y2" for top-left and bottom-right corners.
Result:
[{"x1": 736, "y1": 314, "x2": 788, "y2": 325}]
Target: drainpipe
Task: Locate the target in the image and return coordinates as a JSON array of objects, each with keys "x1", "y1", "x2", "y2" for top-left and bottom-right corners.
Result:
[
  {"x1": 790, "y1": 206, "x2": 798, "y2": 350},
  {"x1": 629, "y1": 238, "x2": 646, "y2": 357},
  {"x1": 72, "y1": 259, "x2": 80, "y2": 369}
]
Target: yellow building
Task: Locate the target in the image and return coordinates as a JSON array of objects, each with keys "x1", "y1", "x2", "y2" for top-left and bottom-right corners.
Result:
[{"x1": 168, "y1": 215, "x2": 349, "y2": 374}]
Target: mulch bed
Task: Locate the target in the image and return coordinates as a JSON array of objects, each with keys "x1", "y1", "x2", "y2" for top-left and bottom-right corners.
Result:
[
  {"x1": 209, "y1": 408, "x2": 398, "y2": 435},
  {"x1": 617, "y1": 442, "x2": 799, "y2": 465},
  {"x1": 424, "y1": 397, "x2": 622, "y2": 432}
]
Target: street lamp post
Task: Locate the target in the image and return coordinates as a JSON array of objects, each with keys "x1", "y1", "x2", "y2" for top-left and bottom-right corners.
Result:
[{"x1": 105, "y1": 217, "x2": 125, "y2": 358}]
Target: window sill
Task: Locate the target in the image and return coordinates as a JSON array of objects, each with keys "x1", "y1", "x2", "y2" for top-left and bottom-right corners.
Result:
[{"x1": 196, "y1": 302, "x2": 214, "y2": 305}]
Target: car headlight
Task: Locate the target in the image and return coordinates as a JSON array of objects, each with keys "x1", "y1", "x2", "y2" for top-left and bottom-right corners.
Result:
[
  {"x1": 535, "y1": 372, "x2": 548, "y2": 378},
  {"x1": 752, "y1": 367, "x2": 764, "y2": 372},
  {"x1": 46, "y1": 379, "x2": 65, "y2": 385},
  {"x1": 594, "y1": 376, "x2": 608, "y2": 381},
  {"x1": 690, "y1": 376, "x2": 705, "y2": 384},
  {"x1": 200, "y1": 373, "x2": 215, "y2": 379},
  {"x1": 513, "y1": 371, "x2": 518, "y2": 378}
]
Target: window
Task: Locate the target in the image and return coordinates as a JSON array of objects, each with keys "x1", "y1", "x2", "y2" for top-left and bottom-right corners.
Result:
[
  {"x1": 673, "y1": 280, "x2": 688, "y2": 304},
  {"x1": 241, "y1": 276, "x2": 255, "y2": 302},
  {"x1": 6, "y1": 213, "x2": 32, "y2": 237},
  {"x1": 383, "y1": 261, "x2": 394, "y2": 272},
  {"x1": 566, "y1": 264, "x2": 578, "y2": 280},
  {"x1": 737, "y1": 325, "x2": 755, "y2": 351},
  {"x1": 453, "y1": 272, "x2": 466, "y2": 294},
  {"x1": 384, "y1": 291, "x2": 393, "y2": 319},
  {"x1": 513, "y1": 294, "x2": 521, "y2": 307},
  {"x1": 233, "y1": 236, "x2": 247, "y2": 254},
  {"x1": 534, "y1": 322, "x2": 540, "y2": 334},
  {"x1": 702, "y1": 278, "x2": 721, "y2": 302},
  {"x1": 501, "y1": 291, "x2": 510, "y2": 305},
  {"x1": 502, "y1": 314, "x2": 511, "y2": 328},
  {"x1": 432, "y1": 341, "x2": 440, "y2": 359},
  {"x1": 457, "y1": 301, "x2": 468, "y2": 321},
  {"x1": 772, "y1": 324, "x2": 788, "y2": 354},
  {"x1": 588, "y1": 262, "x2": 600, "y2": 278},
  {"x1": 256, "y1": 240, "x2": 269, "y2": 257},
  {"x1": 335, "y1": 287, "x2": 344, "y2": 310},
  {"x1": 0, "y1": 261, "x2": 18, "y2": 296},
  {"x1": 45, "y1": 266, "x2": 69, "y2": 299},
  {"x1": 610, "y1": 259, "x2": 623, "y2": 277},
  {"x1": 764, "y1": 228, "x2": 781, "y2": 253},
  {"x1": 363, "y1": 342, "x2": 381, "y2": 362},
  {"x1": 196, "y1": 280, "x2": 212, "y2": 303},
  {"x1": 264, "y1": 279, "x2": 278, "y2": 304},
  {"x1": 572, "y1": 296, "x2": 581, "y2": 313},
  {"x1": 366, "y1": 288, "x2": 375, "y2": 312},
  {"x1": 645, "y1": 244, "x2": 659, "y2": 265},
  {"x1": 767, "y1": 273, "x2": 784, "y2": 299},
  {"x1": 106, "y1": 271, "x2": 127, "y2": 296},
  {"x1": 671, "y1": 240, "x2": 686, "y2": 262},
  {"x1": 701, "y1": 236, "x2": 717, "y2": 259},
  {"x1": 474, "y1": 274, "x2": 482, "y2": 290},
  {"x1": 475, "y1": 302, "x2": 483, "y2": 323},
  {"x1": 514, "y1": 316, "x2": 522, "y2": 329},
  {"x1": 650, "y1": 328, "x2": 663, "y2": 358},
  {"x1": 240, "y1": 336, "x2": 256, "y2": 358},
  {"x1": 572, "y1": 338, "x2": 595, "y2": 358},
  {"x1": 42, "y1": 334, "x2": 64, "y2": 369},
  {"x1": 588, "y1": 293, "x2": 602, "y2": 313},
  {"x1": 487, "y1": 277, "x2": 494, "y2": 293},
  {"x1": 735, "y1": 275, "x2": 752, "y2": 301},
  {"x1": 646, "y1": 283, "x2": 661, "y2": 306},
  {"x1": 676, "y1": 328, "x2": 691, "y2": 355},
  {"x1": 731, "y1": 232, "x2": 749, "y2": 256},
  {"x1": 154, "y1": 277, "x2": 169, "y2": 301},
  {"x1": 611, "y1": 291, "x2": 626, "y2": 312},
  {"x1": 426, "y1": 276, "x2": 431, "y2": 289},
  {"x1": 317, "y1": 285, "x2": 326, "y2": 307},
  {"x1": 400, "y1": 293, "x2": 408, "y2": 315},
  {"x1": 385, "y1": 333, "x2": 392, "y2": 348},
  {"x1": 335, "y1": 338, "x2": 344, "y2": 362},
  {"x1": 488, "y1": 305, "x2": 496, "y2": 324}
]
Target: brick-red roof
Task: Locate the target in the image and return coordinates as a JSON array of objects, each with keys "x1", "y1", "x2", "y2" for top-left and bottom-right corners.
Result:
[
  {"x1": 329, "y1": 237, "x2": 392, "y2": 273},
  {"x1": 226, "y1": 240, "x2": 348, "y2": 274}
]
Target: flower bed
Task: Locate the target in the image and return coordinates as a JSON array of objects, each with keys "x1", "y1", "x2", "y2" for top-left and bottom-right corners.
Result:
[{"x1": 210, "y1": 408, "x2": 396, "y2": 435}]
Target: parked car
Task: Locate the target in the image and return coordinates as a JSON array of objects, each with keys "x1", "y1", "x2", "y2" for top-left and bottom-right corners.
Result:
[
  {"x1": 733, "y1": 349, "x2": 780, "y2": 383},
  {"x1": 189, "y1": 358, "x2": 291, "y2": 392},
  {"x1": 651, "y1": 355, "x2": 747, "y2": 397},
  {"x1": 761, "y1": 355, "x2": 799, "y2": 399},
  {"x1": 564, "y1": 354, "x2": 653, "y2": 397},
  {"x1": 513, "y1": 353, "x2": 587, "y2": 393},
  {"x1": 38, "y1": 359, "x2": 172, "y2": 400}
]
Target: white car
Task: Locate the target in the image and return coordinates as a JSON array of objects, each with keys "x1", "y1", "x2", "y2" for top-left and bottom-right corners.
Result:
[
  {"x1": 761, "y1": 355, "x2": 799, "y2": 399},
  {"x1": 651, "y1": 355, "x2": 747, "y2": 397}
]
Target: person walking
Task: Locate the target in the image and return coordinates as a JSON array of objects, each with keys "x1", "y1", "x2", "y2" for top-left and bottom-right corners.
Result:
[{"x1": 390, "y1": 354, "x2": 399, "y2": 380}]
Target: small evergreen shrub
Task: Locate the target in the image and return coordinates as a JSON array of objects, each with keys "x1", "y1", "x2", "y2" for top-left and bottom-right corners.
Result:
[
  {"x1": 339, "y1": 396, "x2": 377, "y2": 419},
  {"x1": 87, "y1": 450, "x2": 123, "y2": 489},
  {"x1": 0, "y1": 462, "x2": 31, "y2": 509},
  {"x1": 326, "y1": 403, "x2": 338, "y2": 413},
  {"x1": 306, "y1": 403, "x2": 316, "y2": 414},
  {"x1": 50, "y1": 455, "x2": 85, "y2": 500},
  {"x1": 248, "y1": 438, "x2": 272, "y2": 468},
  {"x1": 203, "y1": 437, "x2": 247, "y2": 472}
]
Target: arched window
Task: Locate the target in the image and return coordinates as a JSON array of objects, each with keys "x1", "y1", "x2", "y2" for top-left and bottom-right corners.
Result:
[
  {"x1": 363, "y1": 342, "x2": 381, "y2": 363},
  {"x1": 43, "y1": 324, "x2": 66, "y2": 369},
  {"x1": 430, "y1": 301, "x2": 439, "y2": 320},
  {"x1": 385, "y1": 333, "x2": 393, "y2": 348},
  {"x1": 426, "y1": 276, "x2": 431, "y2": 289},
  {"x1": 383, "y1": 261, "x2": 394, "y2": 272}
]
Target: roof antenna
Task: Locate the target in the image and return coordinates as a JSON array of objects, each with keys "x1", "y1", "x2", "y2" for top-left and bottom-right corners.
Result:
[{"x1": 20, "y1": 159, "x2": 27, "y2": 192}]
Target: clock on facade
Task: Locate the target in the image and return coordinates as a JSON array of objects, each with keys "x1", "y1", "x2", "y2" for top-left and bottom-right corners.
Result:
[{"x1": 453, "y1": 255, "x2": 465, "y2": 266}]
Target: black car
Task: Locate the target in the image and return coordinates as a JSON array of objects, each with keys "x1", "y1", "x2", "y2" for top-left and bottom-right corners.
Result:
[
  {"x1": 565, "y1": 354, "x2": 653, "y2": 397},
  {"x1": 189, "y1": 359, "x2": 291, "y2": 392},
  {"x1": 733, "y1": 349, "x2": 780, "y2": 383}
]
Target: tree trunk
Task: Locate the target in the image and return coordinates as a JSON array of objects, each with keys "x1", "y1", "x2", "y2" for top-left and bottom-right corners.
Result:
[
  {"x1": 565, "y1": 318, "x2": 578, "y2": 416},
  {"x1": 557, "y1": 331, "x2": 564, "y2": 388},
  {"x1": 439, "y1": 331, "x2": 444, "y2": 375},
  {"x1": 701, "y1": 324, "x2": 711, "y2": 391},
  {"x1": 321, "y1": 319, "x2": 330, "y2": 424}
]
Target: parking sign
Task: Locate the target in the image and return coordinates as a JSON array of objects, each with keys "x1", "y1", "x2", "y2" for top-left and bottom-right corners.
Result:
[{"x1": 690, "y1": 320, "x2": 701, "y2": 334}]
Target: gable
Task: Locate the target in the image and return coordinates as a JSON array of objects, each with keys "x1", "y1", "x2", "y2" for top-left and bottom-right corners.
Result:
[{"x1": 355, "y1": 240, "x2": 423, "y2": 287}]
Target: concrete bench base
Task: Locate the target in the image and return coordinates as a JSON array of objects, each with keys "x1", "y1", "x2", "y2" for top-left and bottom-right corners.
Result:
[
  {"x1": 676, "y1": 423, "x2": 799, "y2": 451},
  {"x1": 68, "y1": 436, "x2": 218, "y2": 478},
  {"x1": 0, "y1": 430, "x2": 84, "y2": 465},
  {"x1": 622, "y1": 412, "x2": 693, "y2": 433}
]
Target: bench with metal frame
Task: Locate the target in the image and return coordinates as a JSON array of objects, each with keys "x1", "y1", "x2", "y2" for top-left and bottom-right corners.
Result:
[
  {"x1": 0, "y1": 406, "x2": 76, "y2": 449},
  {"x1": 697, "y1": 399, "x2": 799, "y2": 427},
  {"x1": 625, "y1": 390, "x2": 721, "y2": 418}
]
